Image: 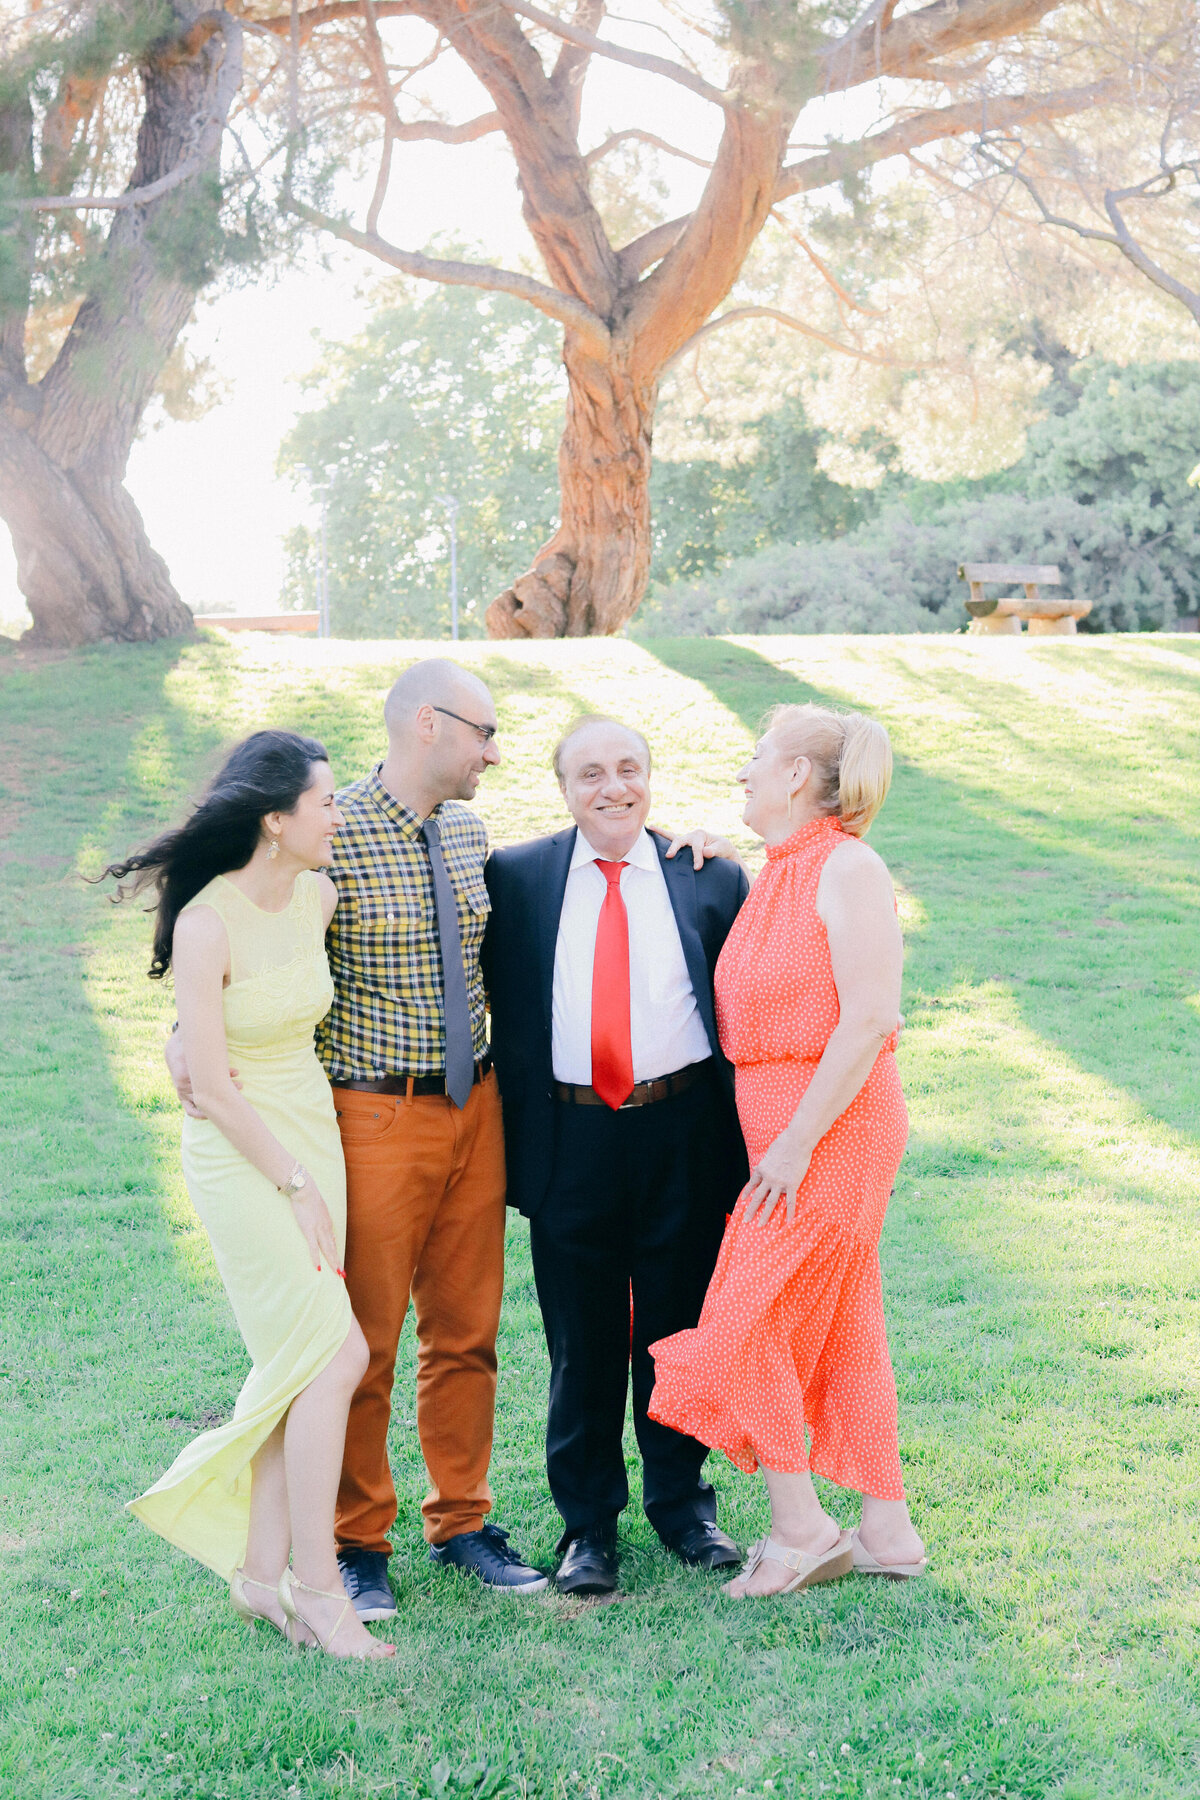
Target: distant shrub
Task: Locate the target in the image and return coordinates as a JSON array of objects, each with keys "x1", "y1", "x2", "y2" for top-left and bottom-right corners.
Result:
[{"x1": 634, "y1": 493, "x2": 1185, "y2": 637}]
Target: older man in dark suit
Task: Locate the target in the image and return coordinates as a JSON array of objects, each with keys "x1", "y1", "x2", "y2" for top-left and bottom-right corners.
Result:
[{"x1": 485, "y1": 717, "x2": 749, "y2": 1595}]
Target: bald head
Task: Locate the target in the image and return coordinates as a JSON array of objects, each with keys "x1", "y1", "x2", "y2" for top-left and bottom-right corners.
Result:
[
  {"x1": 553, "y1": 716, "x2": 651, "y2": 788},
  {"x1": 384, "y1": 658, "x2": 493, "y2": 739},
  {"x1": 554, "y1": 716, "x2": 652, "y2": 861},
  {"x1": 378, "y1": 657, "x2": 500, "y2": 815}
]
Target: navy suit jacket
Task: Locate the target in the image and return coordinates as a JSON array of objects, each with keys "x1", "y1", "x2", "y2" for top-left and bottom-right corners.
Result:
[{"x1": 484, "y1": 828, "x2": 750, "y2": 1218}]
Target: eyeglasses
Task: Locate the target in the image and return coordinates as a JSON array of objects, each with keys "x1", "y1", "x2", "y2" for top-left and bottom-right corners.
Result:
[{"x1": 432, "y1": 705, "x2": 498, "y2": 743}]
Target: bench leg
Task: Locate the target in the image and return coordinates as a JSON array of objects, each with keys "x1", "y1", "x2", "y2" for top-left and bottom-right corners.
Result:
[
  {"x1": 1027, "y1": 616, "x2": 1077, "y2": 636},
  {"x1": 969, "y1": 614, "x2": 1023, "y2": 635}
]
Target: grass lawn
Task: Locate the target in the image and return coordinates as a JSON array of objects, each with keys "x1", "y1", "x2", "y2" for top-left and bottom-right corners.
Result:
[{"x1": 2, "y1": 630, "x2": 1199, "y2": 1800}]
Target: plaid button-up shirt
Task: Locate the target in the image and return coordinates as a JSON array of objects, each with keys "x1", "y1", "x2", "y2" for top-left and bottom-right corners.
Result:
[{"x1": 316, "y1": 766, "x2": 490, "y2": 1082}]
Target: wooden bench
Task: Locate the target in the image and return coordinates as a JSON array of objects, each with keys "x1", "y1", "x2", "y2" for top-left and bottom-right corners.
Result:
[
  {"x1": 958, "y1": 563, "x2": 1092, "y2": 636},
  {"x1": 193, "y1": 611, "x2": 320, "y2": 634}
]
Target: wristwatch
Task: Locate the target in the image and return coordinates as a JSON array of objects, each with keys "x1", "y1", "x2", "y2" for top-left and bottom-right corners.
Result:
[{"x1": 278, "y1": 1163, "x2": 310, "y2": 1200}]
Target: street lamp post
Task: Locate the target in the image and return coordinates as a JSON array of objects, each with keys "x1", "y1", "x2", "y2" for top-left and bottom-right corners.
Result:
[
  {"x1": 434, "y1": 494, "x2": 460, "y2": 641},
  {"x1": 300, "y1": 465, "x2": 331, "y2": 638},
  {"x1": 317, "y1": 489, "x2": 330, "y2": 639}
]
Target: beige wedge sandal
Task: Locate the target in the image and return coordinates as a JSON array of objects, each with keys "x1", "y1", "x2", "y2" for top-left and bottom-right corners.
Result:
[
  {"x1": 849, "y1": 1529, "x2": 927, "y2": 1580},
  {"x1": 278, "y1": 1568, "x2": 395, "y2": 1661},
  {"x1": 725, "y1": 1529, "x2": 854, "y2": 1598}
]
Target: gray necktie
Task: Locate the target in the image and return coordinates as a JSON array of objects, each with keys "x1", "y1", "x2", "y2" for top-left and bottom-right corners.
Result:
[{"x1": 421, "y1": 817, "x2": 475, "y2": 1108}]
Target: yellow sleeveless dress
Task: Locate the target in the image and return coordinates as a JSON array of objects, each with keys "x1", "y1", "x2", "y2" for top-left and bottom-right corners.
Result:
[{"x1": 128, "y1": 870, "x2": 352, "y2": 1579}]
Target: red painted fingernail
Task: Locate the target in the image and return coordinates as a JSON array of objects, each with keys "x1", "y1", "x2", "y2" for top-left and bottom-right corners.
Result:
[
  {"x1": 316, "y1": 1263, "x2": 322, "y2": 1272},
  {"x1": 336, "y1": 1268, "x2": 346, "y2": 1279}
]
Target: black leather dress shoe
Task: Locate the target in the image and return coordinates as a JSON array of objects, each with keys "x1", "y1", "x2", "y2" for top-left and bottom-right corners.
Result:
[
  {"x1": 662, "y1": 1520, "x2": 742, "y2": 1570},
  {"x1": 556, "y1": 1531, "x2": 619, "y2": 1596}
]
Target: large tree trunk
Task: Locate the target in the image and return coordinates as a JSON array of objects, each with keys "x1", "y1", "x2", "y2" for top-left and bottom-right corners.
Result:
[
  {"x1": 487, "y1": 333, "x2": 655, "y2": 636},
  {"x1": 483, "y1": 40, "x2": 788, "y2": 639},
  {"x1": 0, "y1": 417, "x2": 189, "y2": 644},
  {"x1": 0, "y1": 6, "x2": 241, "y2": 646}
]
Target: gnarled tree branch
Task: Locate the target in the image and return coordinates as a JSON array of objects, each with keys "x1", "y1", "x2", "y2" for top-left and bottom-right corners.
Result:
[
  {"x1": 286, "y1": 195, "x2": 613, "y2": 351},
  {"x1": 585, "y1": 127, "x2": 711, "y2": 169},
  {"x1": 823, "y1": 0, "x2": 1062, "y2": 94},
  {"x1": 498, "y1": 0, "x2": 728, "y2": 107},
  {"x1": 662, "y1": 304, "x2": 935, "y2": 372},
  {"x1": 5, "y1": 155, "x2": 206, "y2": 214},
  {"x1": 977, "y1": 139, "x2": 1200, "y2": 326},
  {"x1": 776, "y1": 81, "x2": 1124, "y2": 199}
]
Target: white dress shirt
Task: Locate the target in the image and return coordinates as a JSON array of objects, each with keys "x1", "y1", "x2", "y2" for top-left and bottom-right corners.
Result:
[{"x1": 551, "y1": 828, "x2": 713, "y2": 1086}]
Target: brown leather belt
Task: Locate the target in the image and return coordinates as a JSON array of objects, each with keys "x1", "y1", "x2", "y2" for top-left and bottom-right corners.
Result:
[
  {"x1": 554, "y1": 1060, "x2": 710, "y2": 1110},
  {"x1": 339, "y1": 1054, "x2": 492, "y2": 1098}
]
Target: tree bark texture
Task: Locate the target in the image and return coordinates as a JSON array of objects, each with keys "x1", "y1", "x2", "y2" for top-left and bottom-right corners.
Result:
[
  {"x1": 489, "y1": 336, "x2": 654, "y2": 636},
  {"x1": 0, "y1": 6, "x2": 241, "y2": 646}
]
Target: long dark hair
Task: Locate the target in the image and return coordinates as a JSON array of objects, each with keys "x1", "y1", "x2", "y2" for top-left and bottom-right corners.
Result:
[{"x1": 100, "y1": 729, "x2": 330, "y2": 980}]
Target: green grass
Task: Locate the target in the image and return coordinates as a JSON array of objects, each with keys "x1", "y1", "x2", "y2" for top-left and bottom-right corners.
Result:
[{"x1": 3, "y1": 630, "x2": 1200, "y2": 1800}]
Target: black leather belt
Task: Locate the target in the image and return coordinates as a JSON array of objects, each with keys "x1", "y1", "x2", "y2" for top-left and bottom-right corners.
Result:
[
  {"x1": 338, "y1": 1054, "x2": 492, "y2": 1098},
  {"x1": 554, "y1": 1060, "x2": 710, "y2": 1110}
]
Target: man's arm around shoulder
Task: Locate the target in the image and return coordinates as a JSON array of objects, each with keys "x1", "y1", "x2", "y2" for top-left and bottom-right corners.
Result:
[{"x1": 694, "y1": 843, "x2": 750, "y2": 918}]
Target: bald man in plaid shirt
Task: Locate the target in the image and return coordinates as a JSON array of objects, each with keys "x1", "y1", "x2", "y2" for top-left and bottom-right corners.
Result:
[{"x1": 319, "y1": 660, "x2": 547, "y2": 1615}]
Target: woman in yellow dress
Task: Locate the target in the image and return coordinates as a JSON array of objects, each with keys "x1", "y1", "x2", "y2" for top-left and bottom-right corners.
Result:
[{"x1": 104, "y1": 730, "x2": 393, "y2": 1661}]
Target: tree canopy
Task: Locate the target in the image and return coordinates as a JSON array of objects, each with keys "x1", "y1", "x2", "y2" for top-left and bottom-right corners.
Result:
[{"x1": 1, "y1": 0, "x2": 1196, "y2": 643}]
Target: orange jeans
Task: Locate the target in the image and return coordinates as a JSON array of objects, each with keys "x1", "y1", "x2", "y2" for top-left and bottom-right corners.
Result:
[{"x1": 332, "y1": 1072, "x2": 506, "y2": 1551}]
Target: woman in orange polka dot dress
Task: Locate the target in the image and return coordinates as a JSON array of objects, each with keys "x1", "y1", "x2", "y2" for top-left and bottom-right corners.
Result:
[{"x1": 650, "y1": 703, "x2": 925, "y2": 1597}]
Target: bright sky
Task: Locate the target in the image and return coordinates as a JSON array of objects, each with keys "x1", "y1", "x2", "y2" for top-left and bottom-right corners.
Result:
[{"x1": 0, "y1": 11, "x2": 882, "y2": 632}]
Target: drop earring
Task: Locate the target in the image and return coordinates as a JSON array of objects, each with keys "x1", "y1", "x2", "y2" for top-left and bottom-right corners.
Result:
[
  {"x1": 267, "y1": 838, "x2": 280, "y2": 860},
  {"x1": 786, "y1": 790, "x2": 794, "y2": 822}
]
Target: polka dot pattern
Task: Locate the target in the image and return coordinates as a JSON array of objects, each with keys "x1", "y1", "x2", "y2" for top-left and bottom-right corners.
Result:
[{"x1": 648, "y1": 815, "x2": 908, "y2": 1501}]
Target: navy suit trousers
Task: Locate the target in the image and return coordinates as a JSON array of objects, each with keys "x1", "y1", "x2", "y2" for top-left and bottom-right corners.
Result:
[{"x1": 529, "y1": 1064, "x2": 734, "y2": 1547}]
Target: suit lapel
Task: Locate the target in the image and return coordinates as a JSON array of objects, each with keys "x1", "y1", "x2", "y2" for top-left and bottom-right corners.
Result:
[
  {"x1": 539, "y1": 827, "x2": 576, "y2": 1038},
  {"x1": 653, "y1": 833, "x2": 721, "y2": 1059}
]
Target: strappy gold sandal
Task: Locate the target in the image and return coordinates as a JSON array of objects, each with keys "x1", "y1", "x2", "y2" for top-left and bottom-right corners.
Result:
[
  {"x1": 230, "y1": 1567, "x2": 313, "y2": 1645},
  {"x1": 850, "y1": 1529, "x2": 927, "y2": 1580},
  {"x1": 724, "y1": 1530, "x2": 854, "y2": 1598},
  {"x1": 278, "y1": 1568, "x2": 395, "y2": 1661}
]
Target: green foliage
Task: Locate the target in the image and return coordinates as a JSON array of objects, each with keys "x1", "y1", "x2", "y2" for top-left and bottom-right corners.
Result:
[
  {"x1": 650, "y1": 394, "x2": 883, "y2": 583},
  {"x1": 644, "y1": 361, "x2": 1200, "y2": 635},
  {"x1": 0, "y1": 2, "x2": 275, "y2": 394},
  {"x1": 278, "y1": 279, "x2": 566, "y2": 637},
  {"x1": 716, "y1": 0, "x2": 852, "y2": 108},
  {"x1": 635, "y1": 495, "x2": 1157, "y2": 635},
  {"x1": 1014, "y1": 360, "x2": 1200, "y2": 613}
]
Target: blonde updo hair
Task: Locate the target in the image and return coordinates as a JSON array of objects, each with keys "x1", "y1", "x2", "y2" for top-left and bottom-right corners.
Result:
[{"x1": 766, "y1": 703, "x2": 893, "y2": 837}]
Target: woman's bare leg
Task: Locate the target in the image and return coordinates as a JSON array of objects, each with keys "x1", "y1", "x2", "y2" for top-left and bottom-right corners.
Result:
[
  {"x1": 283, "y1": 1321, "x2": 391, "y2": 1657},
  {"x1": 857, "y1": 1495, "x2": 924, "y2": 1566},
  {"x1": 238, "y1": 1421, "x2": 292, "y2": 1630},
  {"x1": 724, "y1": 1466, "x2": 843, "y2": 1598}
]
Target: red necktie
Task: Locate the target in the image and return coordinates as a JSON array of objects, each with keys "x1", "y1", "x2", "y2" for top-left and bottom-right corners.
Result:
[{"x1": 591, "y1": 859, "x2": 634, "y2": 1110}]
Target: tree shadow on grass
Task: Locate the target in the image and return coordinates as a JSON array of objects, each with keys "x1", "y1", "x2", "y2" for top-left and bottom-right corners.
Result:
[
  {"x1": 645, "y1": 638, "x2": 1200, "y2": 1149},
  {"x1": 0, "y1": 646, "x2": 253, "y2": 1664},
  {"x1": 637, "y1": 642, "x2": 1200, "y2": 1789},
  {"x1": 6, "y1": 639, "x2": 1198, "y2": 1800}
]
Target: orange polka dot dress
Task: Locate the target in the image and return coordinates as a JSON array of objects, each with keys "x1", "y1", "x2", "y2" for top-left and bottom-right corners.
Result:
[{"x1": 648, "y1": 815, "x2": 908, "y2": 1500}]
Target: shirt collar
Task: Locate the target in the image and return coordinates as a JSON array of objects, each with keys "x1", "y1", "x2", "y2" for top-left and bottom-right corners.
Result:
[
  {"x1": 365, "y1": 764, "x2": 438, "y2": 841},
  {"x1": 570, "y1": 825, "x2": 657, "y2": 873}
]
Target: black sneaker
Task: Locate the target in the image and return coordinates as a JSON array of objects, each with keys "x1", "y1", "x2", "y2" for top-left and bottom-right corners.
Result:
[
  {"x1": 428, "y1": 1523, "x2": 549, "y2": 1594},
  {"x1": 337, "y1": 1548, "x2": 397, "y2": 1621}
]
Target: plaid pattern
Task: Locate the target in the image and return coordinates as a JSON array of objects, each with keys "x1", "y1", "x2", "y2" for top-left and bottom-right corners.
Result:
[{"x1": 316, "y1": 766, "x2": 490, "y2": 1081}]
